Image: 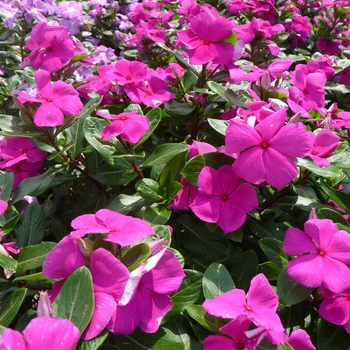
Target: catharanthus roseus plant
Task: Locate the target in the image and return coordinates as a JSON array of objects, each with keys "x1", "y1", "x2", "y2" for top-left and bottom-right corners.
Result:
[{"x1": 2, "y1": 0, "x2": 350, "y2": 349}]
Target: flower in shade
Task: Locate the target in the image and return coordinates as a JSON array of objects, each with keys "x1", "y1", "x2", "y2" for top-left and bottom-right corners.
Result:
[
  {"x1": 203, "y1": 274, "x2": 285, "y2": 345},
  {"x1": 15, "y1": 70, "x2": 83, "y2": 127},
  {"x1": 0, "y1": 199, "x2": 8, "y2": 216},
  {"x1": 225, "y1": 109, "x2": 310, "y2": 189},
  {"x1": 282, "y1": 219, "x2": 350, "y2": 293},
  {"x1": 190, "y1": 165, "x2": 258, "y2": 233},
  {"x1": 96, "y1": 109, "x2": 149, "y2": 143},
  {"x1": 203, "y1": 315, "x2": 266, "y2": 350},
  {"x1": 70, "y1": 209, "x2": 155, "y2": 246},
  {"x1": 20, "y1": 22, "x2": 74, "y2": 73},
  {"x1": 177, "y1": 10, "x2": 235, "y2": 65},
  {"x1": 0, "y1": 316, "x2": 80, "y2": 350},
  {"x1": 285, "y1": 329, "x2": 316, "y2": 350},
  {"x1": 307, "y1": 130, "x2": 340, "y2": 167}
]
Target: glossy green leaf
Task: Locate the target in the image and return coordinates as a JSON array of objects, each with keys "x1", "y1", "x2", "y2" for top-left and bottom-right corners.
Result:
[
  {"x1": 165, "y1": 100, "x2": 195, "y2": 116},
  {"x1": 76, "y1": 330, "x2": 108, "y2": 350},
  {"x1": 320, "y1": 179, "x2": 350, "y2": 212},
  {"x1": 16, "y1": 202, "x2": 46, "y2": 247},
  {"x1": 52, "y1": 266, "x2": 94, "y2": 334},
  {"x1": 207, "y1": 118, "x2": 229, "y2": 135},
  {"x1": 258, "y1": 238, "x2": 289, "y2": 271},
  {"x1": 142, "y1": 204, "x2": 171, "y2": 225},
  {"x1": 142, "y1": 144, "x2": 188, "y2": 167},
  {"x1": 317, "y1": 319, "x2": 350, "y2": 350},
  {"x1": 203, "y1": 262, "x2": 235, "y2": 299},
  {"x1": 107, "y1": 193, "x2": 144, "y2": 215},
  {"x1": 0, "y1": 288, "x2": 27, "y2": 327},
  {"x1": 0, "y1": 172, "x2": 14, "y2": 201},
  {"x1": 135, "y1": 108, "x2": 162, "y2": 147},
  {"x1": 163, "y1": 269, "x2": 203, "y2": 322},
  {"x1": 277, "y1": 269, "x2": 313, "y2": 305},
  {"x1": 173, "y1": 215, "x2": 230, "y2": 263},
  {"x1": 121, "y1": 243, "x2": 151, "y2": 272},
  {"x1": 296, "y1": 158, "x2": 343, "y2": 178},
  {"x1": 181, "y1": 152, "x2": 234, "y2": 187},
  {"x1": 231, "y1": 250, "x2": 258, "y2": 290},
  {"x1": 136, "y1": 178, "x2": 163, "y2": 202},
  {"x1": 185, "y1": 305, "x2": 219, "y2": 332},
  {"x1": 317, "y1": 208, "x2": 350, "y2": 227},
  {"x1": 13, "y1": 272, "x2": 49, "y2": 282},
  {"x1": 0, "y1": 252, "x2": 17, "y2": 272}
]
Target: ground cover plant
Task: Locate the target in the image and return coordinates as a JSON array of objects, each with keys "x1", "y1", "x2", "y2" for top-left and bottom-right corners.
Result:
[{"x1": 2, "y1": 0, "x2": 350, "y2": 348}]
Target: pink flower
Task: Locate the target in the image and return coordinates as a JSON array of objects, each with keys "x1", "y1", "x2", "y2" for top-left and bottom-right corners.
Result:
[
  {"x1": 177, "y1": 11, "x2": 235, "y2": 65},
  {"x1": 226, "y1": 109, "x2": 310, "y2": 189},
  {"x1": 203, "y1": 315, "x2": 266, "y2": 350},
  {"x1": 96, "y1": 109, "x2": 149, "y2": 143},
  {"x1": 318, "y1": 286, "x2": 350, "y2": 332},
  {"x1": 108, "y1": 246, "x2": 185, "y2": 335},
  {"x1": 190, "y1": 165, "x2": 258, "y2": 233},
  {"x1": 0, "y1": 137, "x2": 47, "y2": 168},
  {"x1": 203, "y1": 274, "x2": 285, "y2": 345},
  {"x1": 286, "y1": 329, "x2": 316, "y2": 350},
  {"x1": 70, "y1": 209, "x2": 155, "y2": 246},
  {"x1": 113, "y1": 59, "x2": 148, "y2": 86},
  {"x1": 21, "y1": 22, "x2": 74, "y2": 73},
  {"x1": 0, "y1": 316, "x2": 80, "y2": 350},
  {"x1": 15, "y1": 70, "x2": 83, "y2": 127},
  {"x1": 282, "y1": 219, "x2": 350, "y2": 293},
  {"x1": 0, "y1": 199, "x2": 8, "y2": 216},
  {"x1": 307, "y1": 130, "x2": 340, "y2": 167}
]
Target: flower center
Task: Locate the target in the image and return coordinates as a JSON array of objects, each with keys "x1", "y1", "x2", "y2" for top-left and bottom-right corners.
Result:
[
  {"x1": 311, "y1": 151, "x2": 318, "y2": 155},
  {"x1": 45, "y1": 47, "x2": 52, "y2": 52},
  {"x1": 261, "y1": 141, "x2": 269, "y2": 148},
  {"x1": 221, "y1": 194, "x2": 228, "y2": 201},
  {"x1": 319, "y1": 249, "x2": 326, "y2": 256},
  {"x1": 203, "y1": 39, "x2": 210, "y2": 45},
  {"x1": 245, "y1": 305, "x2": 252, "y2": 311}
]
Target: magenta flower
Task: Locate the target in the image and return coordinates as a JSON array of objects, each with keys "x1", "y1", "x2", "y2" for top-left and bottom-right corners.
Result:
[
  {"x1": 21, "y1": 22, "x2": 74, "y2": 73},
  {"x1": 203, "y1": 315, "x2": 266, "y2": 350},
  {"x1": 177, "y1": 11, "x2": 235, "y2": 65},
  {"x1": 225, "y1": 109, "x2": 310, "y2": 189},
  {"x1": 0, "y1": 199, "x2": 8, "y2": 216},
  {"x1": 0, "y1": 316, "x2": 80, "y2": 350},
  {"x1": 319, "y1": 286, "x2": 350, "y2": 332},
  {"x1": 113, "y1": 59, "x2": 148, "y2": 86},
  {"x1": 190, "y1": 165, "x2": 258, "y2": 233},
  {"x1": 96, "y1": 109, "x2": 149, "y2": 143},
  {"x1": 43, "y1": 235, "x2": 130, "y2": 340},
  {"x1": 282, "y1": 219, "x2": 350, "y2": 293},
  {"x1": 7, "y1": 160, "x2": 44, "y2": 190},
  {"x1": 108, "y1": 248, "x2": 186, "y2": 335},
  {"x1": 203, "y1": 274, "x2": 285, "y2": 345},
  {"x1": 71, "y1": 209, "x2": 155, "y2": 246},
  {"x1": 0, "y1": 137, "x2": 47, "y2": 168},
  {"x1": 15, "y1": 70, "x2": 83, "y2": 127},
  {"x1": 307, "y1": 130, "x2": 340, "y2": 167},
  {"x1": 286, "y1": 329, "x2": 316, "y2": 350}
]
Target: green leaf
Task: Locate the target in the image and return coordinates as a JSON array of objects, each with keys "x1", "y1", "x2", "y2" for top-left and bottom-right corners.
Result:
[
  {"x1": 277, "y1": 269, "x2": 313, "y2": 305},
  {"x1": 16, "y1": 202, "x2": 46, "y2": 247},
  {"x1": 142, "y1": 204, "x2": 171, "y2": 225},
  {"x1": 207, "y1": 119, "x2": 229, "y2": 135},
  {"x1": 52, "y1": 266, "x2": 94, "y2": 334},
  {"x1": 136, "y1": 178, "x2": 163, "y2": 202},
  {"x1": 16, "y1": 242, "x2": 56, "y2": 275},
  {"x1": 0, "y1": 172, "x2": 14, "y2": 201},
  {"x1": 317, "y1": 319, "x2": 350, "y2": 350},
  {"x1": 159, "y1": 152, "x2": 187, "y2": 189},
  {"x1": 296, "y1": 158, "x2": 343, "y2": 178},
  {"x1": 0, "y1": 252, "x2": 17, "y2": 272},
  {"x1": 114, "y1": 328, "x2": 185, "y2": 350},
  {"x1": 317, "y1": 208, "x2": 350, "y2": 227},
  {"x1": 231, "y1": 250, "x2": 258, "y2": 290},
  {"x1": 13, "y1": 272, "x2": 49, "y2": 282},
  {"x1": 121, "y1": 243, "x2": 151, "y2": 272},
  {"x1": 107, "y1": 193, "x2": 145, "y2": 215},
  {"x1": 202, "y1": 262, "x2": 235, "y2": 299},
  {"x1": 135, "y1": 108, "x2": 162, "y2": 147},
  {"x1": 173, "y1": 215, "x2": 230, "y2": 263},
  {"x1": 0, "y1": 288, "x2": 27, "y2": 327},
  {"x1": 181, "y1": 153, "x2": 234, "y2": 186},
  {"x1": 167, "y1": 181, "x2": 183, "y2": 203},
  {"x1": 163, "y1": 269, "x2": 203, "y2": 322},
  {"x1": 223, "y1": 32, "x2": 237, "y2": 46},
  {"x1": 76, "y1": 330, "x2": 109, "y2": 350},
  {"x1": 258, "y1": 261, "x2": 281, "y2": 281},
  {"x1": 258, "y1": 238, "x2": 288, "y2": 271},
  {"x1": 320, "y1": 179, "x2": 350, "y2": 212},
  {"x1": 165, "y1": 100, "x2": 195, "y2": 117},
  {"x1": 142, "y1": 144, "x2": 188, "y2": 167},
  {"x1": 257, "y1": 339, "x2": 293, "y2": 350},
  {"x1": 185, "y1": 305, "x2": 219, "y2": 332}
]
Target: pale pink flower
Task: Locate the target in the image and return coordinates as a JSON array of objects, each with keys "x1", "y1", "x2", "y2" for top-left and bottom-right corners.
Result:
[
  {"x1": 226, "y1": 109, "x2": 310, "y2": 189},
  {"x1": 96, "y1": 109, "x2": 149, "y2": 143},
  {"x1": 15, "y1": 70, "x2": 83, "y2": 127},
  {"x1": 282, "y1": 219, "x2": 350, "y2": 293},
  {"x1": 190, "y1": 165, "x2": 258, "y2": 233},
  {"x1": 203, "y1": 274, "x2": 285, "y2": 345},
  {"x1": 70, "y1": 209, "x2": 155, "y2": 246},
  {"x1": 21, "y1": 22, "x2": 74, "y2": 73}
]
